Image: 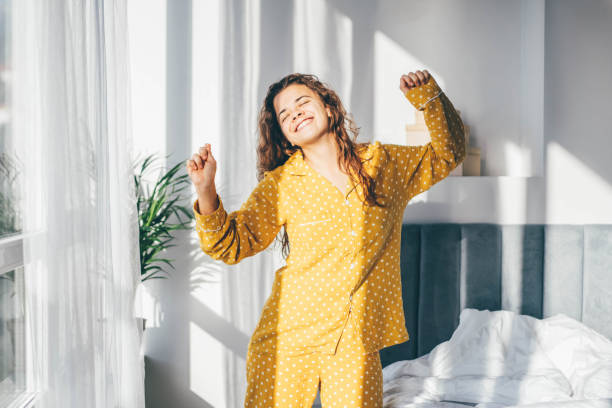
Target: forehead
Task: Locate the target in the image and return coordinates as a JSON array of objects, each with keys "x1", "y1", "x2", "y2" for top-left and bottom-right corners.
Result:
[{"x1": 273, "y1": 84, "x2": 317, "y2": 114}]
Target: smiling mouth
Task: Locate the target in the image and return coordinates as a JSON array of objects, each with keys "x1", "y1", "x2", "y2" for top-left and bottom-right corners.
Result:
[{"x1": 295, "y1": 117, "x2": 313, "y2": 132}]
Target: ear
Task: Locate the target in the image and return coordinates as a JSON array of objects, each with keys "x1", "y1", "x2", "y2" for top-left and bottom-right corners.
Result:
[{"x1": 326, "y1": 107, "x2": 331, "y2": 118}]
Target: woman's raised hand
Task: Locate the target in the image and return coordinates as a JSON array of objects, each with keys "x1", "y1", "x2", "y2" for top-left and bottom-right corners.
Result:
[
  {"x1": 399, "y1": 69, "x2": 431, "y2": 95},
  {"x1": 187, "y1": 143, "x2": 217, "y2": 194}
]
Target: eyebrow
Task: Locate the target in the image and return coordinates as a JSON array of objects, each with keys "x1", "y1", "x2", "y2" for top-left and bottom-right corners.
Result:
[{"x1": 278, "y1": 95, "x2": 311, "y2": 119}]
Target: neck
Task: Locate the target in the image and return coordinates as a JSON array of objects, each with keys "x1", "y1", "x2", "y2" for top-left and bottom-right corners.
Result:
[{"x1": 301, "y1": 133, "x2": 343, "y2": 172}]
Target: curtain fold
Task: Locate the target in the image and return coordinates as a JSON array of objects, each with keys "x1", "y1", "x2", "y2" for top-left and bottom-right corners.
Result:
[{"x1": 12, "y1": 0, "x2": 145, "y2": 406}]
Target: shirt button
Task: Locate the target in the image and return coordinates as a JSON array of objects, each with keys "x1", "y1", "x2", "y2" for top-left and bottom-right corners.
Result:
[
  {"x1": 344, "y1": 199, "x2": 350, "y2": 206},
  {"x1": 351, "y1": 230, "x2": 357, "y2": 236}
]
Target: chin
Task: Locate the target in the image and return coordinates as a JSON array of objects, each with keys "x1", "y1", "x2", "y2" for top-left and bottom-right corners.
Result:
[{"x1": 299, "y1": 133, "x2": 325, "y2": 147}]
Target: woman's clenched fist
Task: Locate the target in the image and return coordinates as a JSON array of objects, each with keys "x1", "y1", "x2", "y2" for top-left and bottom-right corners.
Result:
[
  {"x1": 187, "y1": 143, "x2": 217, "y2": 194},
  {"x1": 399, "y1": 69, "x2": 431, "y2": 95}
]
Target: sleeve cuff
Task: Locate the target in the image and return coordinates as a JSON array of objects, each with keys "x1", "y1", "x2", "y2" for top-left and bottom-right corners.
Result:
[
  {"x1": 404, "y1": 76, "x2": 443, "y2": 111},
  {"x1": 193, "y1": 195, "x2": 226, "y2": 232}
]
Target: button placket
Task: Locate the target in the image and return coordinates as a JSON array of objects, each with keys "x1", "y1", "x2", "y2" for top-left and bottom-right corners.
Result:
[
  {"x1": 332, "y1": 292, "x2": 355, "y2": 355},
  {"x1": 344, "y1": 198, "x2": 354, "y2": 238},
  {"x1": 344, "y1": 183, "x2": 357, "y2": 240}
]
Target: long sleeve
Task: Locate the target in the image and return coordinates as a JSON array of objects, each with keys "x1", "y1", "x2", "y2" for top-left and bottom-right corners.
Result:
[
  {"x1": 193, "y1": 171, "x2": 283, "y2": 265},
  {"x1": 383, "y1": 76, "x2": 466, "y2": 204}
]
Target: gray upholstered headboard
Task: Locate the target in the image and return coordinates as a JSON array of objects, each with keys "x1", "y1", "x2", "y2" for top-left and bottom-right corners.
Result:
[{"x1": 379, "y1": 224, "x2": 612, "y2": 369}]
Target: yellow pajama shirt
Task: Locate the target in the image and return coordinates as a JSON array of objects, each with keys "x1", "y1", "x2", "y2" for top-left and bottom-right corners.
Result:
[{"x1": 194, "y1": 76, "x2": 466, "y2": 407}]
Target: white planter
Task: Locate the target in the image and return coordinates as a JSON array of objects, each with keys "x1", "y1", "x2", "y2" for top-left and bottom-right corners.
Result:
[{"x1": 133, "y1": 281, "x2": 163, "y2": 330}]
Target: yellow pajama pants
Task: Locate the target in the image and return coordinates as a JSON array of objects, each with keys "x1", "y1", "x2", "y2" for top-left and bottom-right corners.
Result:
[{"x1": 244, "y1": 315, "x2": 383, "y2": 407}]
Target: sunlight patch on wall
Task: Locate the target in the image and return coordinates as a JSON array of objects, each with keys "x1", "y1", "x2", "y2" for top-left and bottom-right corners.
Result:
[
  {"x1": 127, "y1": 0, "x2": 167, "y2": 158},
  {"x1": 547, "y1": 142, "x2": 612, "y2": 223},
  {"x1": 373, "y1": 30, "x2": 443, "y2": 146},
  {"x1": 189, "y1": 321, "x2": 225, "y2": 407},
  {"x1": 496, "y1": 176, "x2": 528, "y2": 224},
  {"x1": 191, "y1": 0, "x2": 222, "y2": 156},
  {"x1": 504, "y1": 139, "x2": 532, "y2": 177},
  {"x1": 133, "y1": 283, "x2": 164, "y2": 328},
  {"x1": 293, "y1": 0, "x2": 353, "y2": 109}
]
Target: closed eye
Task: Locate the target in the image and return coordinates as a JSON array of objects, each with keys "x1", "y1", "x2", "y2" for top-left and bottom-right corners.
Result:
[{"x1": 280, "y1": 100, "x2": 310, "y2": 123}]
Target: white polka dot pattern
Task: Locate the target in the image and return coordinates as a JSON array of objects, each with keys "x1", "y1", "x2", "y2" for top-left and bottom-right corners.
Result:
[
  {"x1": 194, "y1": 170, "x2": 283, "y2": 265},
  {"x1": 193, "y1": 75, "x2": 466, "y2": 360}
]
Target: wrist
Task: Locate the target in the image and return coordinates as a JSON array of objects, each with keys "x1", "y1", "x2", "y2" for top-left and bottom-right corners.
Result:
[{"x1": 196, "y1": 184, "x2": 216, "y2": 197}]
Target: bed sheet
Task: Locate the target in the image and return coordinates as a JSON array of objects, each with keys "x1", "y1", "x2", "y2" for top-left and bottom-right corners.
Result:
[{"x1": 382, "y1": 309, "x2": 612, "y2": 408}]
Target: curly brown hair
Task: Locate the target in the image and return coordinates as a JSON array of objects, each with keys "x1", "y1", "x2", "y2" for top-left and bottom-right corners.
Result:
[{"x1": 256, "y1": 73, "x2": 387, "y2": 259}]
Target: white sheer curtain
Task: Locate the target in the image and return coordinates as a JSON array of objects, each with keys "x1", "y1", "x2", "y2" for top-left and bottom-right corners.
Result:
[{"x1": 12, "y1": 0, "x2": 145, "y2": 406}]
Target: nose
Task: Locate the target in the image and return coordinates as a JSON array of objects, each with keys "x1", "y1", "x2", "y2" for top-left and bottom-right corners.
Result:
[
  {"x1": 292, "y1": 110, "x2": 304, "y2": 121},
  {"x1": 291, "y1": 111, "x2": 305, "y2": 129}
]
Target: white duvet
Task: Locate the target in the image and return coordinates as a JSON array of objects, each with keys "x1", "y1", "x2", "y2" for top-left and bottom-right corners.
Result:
[{"x1": 382, "y1": 308, "x2": 612, "y2": 408}]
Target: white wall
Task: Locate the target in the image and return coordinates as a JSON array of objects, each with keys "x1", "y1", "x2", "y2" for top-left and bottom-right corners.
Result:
[
  {"x1": 371, "y1": 0, "x2": 544, "y2": 178},
  {"x1": 542, "y1": 0, "x2": 612, "y2": 224},
  {"x1": 129, "y1": 1, "x2": 612, "y2": 407}
]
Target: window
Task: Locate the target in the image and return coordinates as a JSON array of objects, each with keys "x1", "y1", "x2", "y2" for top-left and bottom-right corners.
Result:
[
  {"x1": 0, "y1": 1, "x2": 34, "y2": 406},
  {"x1": 0, "y1": 266, "x2": 25, "y2": 406}
]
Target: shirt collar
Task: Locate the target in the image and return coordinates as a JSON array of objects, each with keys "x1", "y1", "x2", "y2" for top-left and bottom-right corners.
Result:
[
  {"x1": 286, "y1": 142, "x2": 375, "y2": 177},
  {"x1": 286, "y1": 148, "x2": 308, "y2": 176}
]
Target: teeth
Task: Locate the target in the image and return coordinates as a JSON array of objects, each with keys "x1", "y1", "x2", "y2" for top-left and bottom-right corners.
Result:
[{"x1": 296, "y1": 118, "x2": 312, "y2": 131}]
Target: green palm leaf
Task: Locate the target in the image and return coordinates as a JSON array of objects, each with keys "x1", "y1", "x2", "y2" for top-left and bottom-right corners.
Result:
[{"x1": 133, "y1": 153, "x2": 194, "y2": 282}]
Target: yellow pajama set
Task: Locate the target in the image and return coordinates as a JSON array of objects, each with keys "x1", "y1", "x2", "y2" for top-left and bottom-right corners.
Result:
[{"x1": 193, "y1": 76, "x2": 466, "y2": 407}]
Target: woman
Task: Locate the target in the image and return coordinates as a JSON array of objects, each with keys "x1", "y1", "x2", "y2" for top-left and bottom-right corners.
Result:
[{"x1": 187, "y1": 70, "x2": 466, "y2": 407}]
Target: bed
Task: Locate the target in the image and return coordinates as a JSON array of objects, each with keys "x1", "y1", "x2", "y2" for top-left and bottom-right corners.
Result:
[{"x1": 378, "y1": 224, "x2": 612, "y2": 408}]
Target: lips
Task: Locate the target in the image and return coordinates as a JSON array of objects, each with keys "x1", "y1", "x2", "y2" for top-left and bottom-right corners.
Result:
[{"x1": 294, "y1": 117, "x2": 313, "y2": 132}]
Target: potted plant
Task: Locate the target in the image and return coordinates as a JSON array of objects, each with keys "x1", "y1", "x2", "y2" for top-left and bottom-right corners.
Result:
[{"x1": 132, "y1": 153, "x2": 194, "y2": 330}]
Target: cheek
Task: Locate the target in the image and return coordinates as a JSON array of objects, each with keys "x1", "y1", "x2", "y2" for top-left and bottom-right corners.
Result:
[
  {"x1": 278, "y1": 121, "x2": 290, "y2": 138},
  {"x1": 283, "y1": 129, "x2": 296, "y2": 144},
  {"x1": 314, "y1": 112, "x2": 326, "y2": 128}
]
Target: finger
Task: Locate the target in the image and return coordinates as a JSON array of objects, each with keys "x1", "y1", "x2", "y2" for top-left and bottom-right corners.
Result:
[
  {"x1": 423, "y1": 69, "x2": 431, "y2": 80},
  {"x1": 199, "y1": 146, "x2": 208, "y2": 160},
  {"x1": 192, "y1": 153, "x2": 203, "y2": 169},
  {"x1": 191, "y1": 158, "x2": 200, "y2": 170},
  {"x1": 408, "y1": 72, "x2": 421, "y2": 86},
  {"x1": 415, "y1": 71, "x2": 426, "y2": 84},
  {"x1": 402, "y1": 74, "x2": 415, "y2": 88},
  {"x1": 404, "y1": 74, "x2": 415, "y2": 86},
  {"x1": 186, "y1": 160, "x2": 196, "y2": 174},
  {"x1": 407, "y1": 72, "x2": 419, "y2": 86},
  {"x1": 206, "y1": 145, "x2": 215, "y2": 163}
]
